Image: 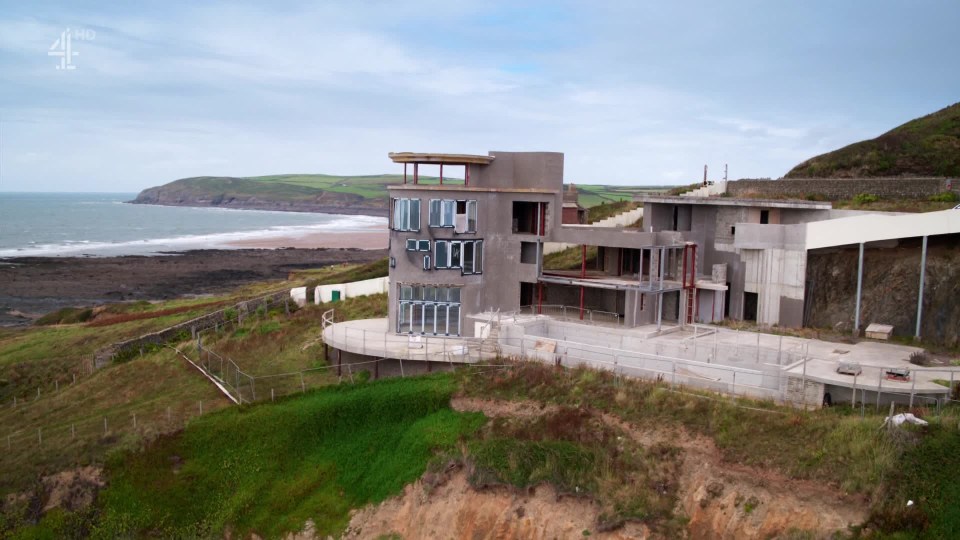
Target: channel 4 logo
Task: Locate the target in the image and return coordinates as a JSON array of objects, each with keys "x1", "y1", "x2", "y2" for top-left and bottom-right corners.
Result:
[{"x1": 48, "y1": 27, "x2": 96, "y2": 71}]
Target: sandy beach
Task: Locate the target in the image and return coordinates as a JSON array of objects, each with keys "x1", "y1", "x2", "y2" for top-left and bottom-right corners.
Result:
[{"x1": 225, "y1": 229, "x2": 388, "y2": 250}]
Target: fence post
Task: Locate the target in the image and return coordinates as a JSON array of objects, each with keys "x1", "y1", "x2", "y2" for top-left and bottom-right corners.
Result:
[
  {"x1": 271, "y1": 388, "x2": 275, "y2": 402},
  {"x1": 876, "y1": 371, "x2": 883, "y2": 412},
  {"x1": 55, "y1": 380, "x2": 59, "y2": 393},
  {"x1": 133, "y1": 413, "x2": 137, "y2": 429},
  {"x1": 199, "y1": 400, "x2": 203, "y2": 415},
  {"x1": 73, "y1": 373, "x2": 77, "y2": 385},
  {"x1": 250, "y1": 375, "x2": 257, "y2": 401},
  {"x1": 399, "y1": 358, "x2": 405, "y2": 378},
  {"x1": 732, "y1": 371, "x2": 737, "y2": 396},
  {"x1": 36, "y1": 387, "x2": 40, "y2": 400},
  {"x1": 852, "y1": 372, "x2": 858, "y2": 409},
  {"x1": 909, "y1": 376, "x2": 916, "y2": 409},
  {"x1": 103, "y1": 417, "x2": 108, "y2": 435}
]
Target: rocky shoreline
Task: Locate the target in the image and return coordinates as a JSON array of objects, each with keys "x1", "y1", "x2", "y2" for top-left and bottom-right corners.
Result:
[{"x1": 0, "y1": 248, "x2": 387, "y2": 326}]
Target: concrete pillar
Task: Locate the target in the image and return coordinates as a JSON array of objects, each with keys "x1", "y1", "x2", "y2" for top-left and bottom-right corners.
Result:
[
  {"x1": 915, "y1": 235, "x2": 928, "y2": 338},
  {"x1": 659, "y1": 247, "x2": 666, "y2": 290},
  {"x1": 854, "y1": 242, "x2": 864, "y2": 333}
]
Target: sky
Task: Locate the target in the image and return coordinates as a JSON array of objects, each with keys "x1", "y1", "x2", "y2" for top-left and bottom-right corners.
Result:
[{"x1": 0, "y1": 0, "x2": 958, "y2": 192}]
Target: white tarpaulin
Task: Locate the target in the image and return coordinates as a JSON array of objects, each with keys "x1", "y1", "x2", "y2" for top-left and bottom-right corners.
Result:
[{"x1": 883, "y1": 413, "x2": 929, "y2": 428}]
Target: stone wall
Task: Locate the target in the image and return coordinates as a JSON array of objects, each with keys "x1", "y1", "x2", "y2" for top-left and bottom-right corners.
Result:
[
  {"x1": 94, "y1": 290, "x2": 291, "y2": 368},
  {"x1": 727, "y1": 177, "x2": 957, "y2": 201}
]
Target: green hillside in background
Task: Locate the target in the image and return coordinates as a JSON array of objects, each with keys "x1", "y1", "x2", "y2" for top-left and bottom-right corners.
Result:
[
  {"x1": 786, "y1": 102, "x2": 960, "y2": 178},
  {"x1": 131, "y1": 172, "x2": 671, "y2": 216}
]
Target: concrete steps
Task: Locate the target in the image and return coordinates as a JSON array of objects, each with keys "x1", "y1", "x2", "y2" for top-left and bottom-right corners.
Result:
[{"x1": 480, "y1": 322, "x2": 501, "y2": 358}]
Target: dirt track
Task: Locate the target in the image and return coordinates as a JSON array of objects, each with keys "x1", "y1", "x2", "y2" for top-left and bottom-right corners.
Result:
[{"x1": 0, "y1": 248, "x2": 386, "y2": 325}]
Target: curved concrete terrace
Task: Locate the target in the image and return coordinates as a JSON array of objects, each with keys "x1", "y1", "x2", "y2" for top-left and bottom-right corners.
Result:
[
  {"x1": 324, "y1": 313, "x2": 956, "y2": 407},
  {"x1": 322, "y1": 318, "x2": 496, "y2": 364}
]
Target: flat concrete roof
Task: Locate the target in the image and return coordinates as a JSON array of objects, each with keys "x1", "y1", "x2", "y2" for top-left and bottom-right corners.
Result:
[
  {"x1": 635, "y1": 195, "x2": 832, "y2": 210},
  {"x1": 388, "y1": 152, "x2": 494, "y2": 165}
]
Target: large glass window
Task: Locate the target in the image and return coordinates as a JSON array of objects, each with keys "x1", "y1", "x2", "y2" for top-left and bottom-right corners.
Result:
[
  {"x1": 434, "y1": 239, "x2": 483, "y2": 274},
  {"x1": 391, "y1": 198, "x2": 420, "y2": 231},
  {"x1": 435, "y1": 241, "x2": 449, "y2": 269},
  {"x1": 397, "y1": 285, "x2": 462, "y2": 336},
  {"x1": 466, "y1": 200, "x2": 478, "y2": 232},
  {"x1": 428, "y1": 199, "x2": 476, "y2": 230}
]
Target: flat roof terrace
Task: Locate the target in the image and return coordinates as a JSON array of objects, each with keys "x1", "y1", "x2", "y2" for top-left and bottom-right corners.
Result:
[{"x1": 388, "y1": 152, "x2": 494, "y2": 165}]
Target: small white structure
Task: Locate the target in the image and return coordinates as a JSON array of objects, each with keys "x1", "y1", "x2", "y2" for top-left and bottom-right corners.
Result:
[{"x1": 314, "y1": 276, "x2": 389, "y2": 304}]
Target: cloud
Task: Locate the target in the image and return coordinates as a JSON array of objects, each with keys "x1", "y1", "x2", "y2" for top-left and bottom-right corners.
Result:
[{"x1": 0, "y1": 0, "x2": 958, "y2": 191}]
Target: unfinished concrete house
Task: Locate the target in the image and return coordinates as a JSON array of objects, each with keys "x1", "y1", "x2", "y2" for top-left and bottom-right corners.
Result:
[{"x1": 323, "y1": 150, "x2": 960, "y2": 409}]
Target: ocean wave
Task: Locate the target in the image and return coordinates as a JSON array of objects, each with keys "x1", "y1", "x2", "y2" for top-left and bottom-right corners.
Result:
[{"x1": 0, "y1": 216, "x2": 386, "y2": 258}]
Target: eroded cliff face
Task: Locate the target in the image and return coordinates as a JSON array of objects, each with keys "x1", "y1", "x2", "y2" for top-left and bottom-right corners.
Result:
[
  {"x1": 336, "y1": 398, "x2": 867, "y2": 540},
  {"x1": 806, "y1": 236, "x2": 960, "y2": 346}
]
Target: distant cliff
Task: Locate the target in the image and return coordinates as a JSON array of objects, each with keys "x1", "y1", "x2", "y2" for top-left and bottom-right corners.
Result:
[{"x1": 130, "y1": 175, "x2": 394, "y2": 216}]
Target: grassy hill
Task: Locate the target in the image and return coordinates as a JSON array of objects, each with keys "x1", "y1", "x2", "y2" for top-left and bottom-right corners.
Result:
[
  {"x1": 786, "y1": 102, "x2": 960, "y2": 178},
  {"x1": 131, "y1": 173, "x2": 671, "y2": 217}
]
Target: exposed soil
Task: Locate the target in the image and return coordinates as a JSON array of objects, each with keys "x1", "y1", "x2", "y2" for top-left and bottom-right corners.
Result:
[
  {"x1": 343, "y1": 470, "x2": 649, "y2": 540},
  {"x1": 2, "y1": 466, "x2": 104, "y2": 524},
  {"x1": 342, "y1": 398, "x2": 867, "y2": 540},
  {"x1": 806, "y1": 235, "x2": 960, "y2": 347},
  {"x1": 0, "y1": 248, "x2": 386, "y2": 326}
]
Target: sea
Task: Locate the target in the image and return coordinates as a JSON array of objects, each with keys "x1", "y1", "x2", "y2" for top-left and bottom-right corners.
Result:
[{"x1": 0, "y1": 192, "x2": 386, "y2": 258}]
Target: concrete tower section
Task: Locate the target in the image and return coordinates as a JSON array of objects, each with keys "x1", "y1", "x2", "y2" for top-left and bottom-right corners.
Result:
[{"x1": 386, "y1": 151, "x2": 565, "y2": 337}]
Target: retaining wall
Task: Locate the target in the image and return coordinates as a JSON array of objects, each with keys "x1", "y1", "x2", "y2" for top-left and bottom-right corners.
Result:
[
  {"x1": 94, "y1": 290, "x2": 291, "y2": 368},
  {"x1": 727, "y1": 177, "x2": 957, "y2": 201}
]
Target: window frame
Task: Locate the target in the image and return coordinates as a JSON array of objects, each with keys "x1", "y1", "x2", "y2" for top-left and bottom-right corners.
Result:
[
  {"x1": 396, "y1": 285, "x2": 462, "y2": 336},
  {"x1": 391, "y1": 198, "x2": 421, "y2": 232},
  {"x1": 433, "y1": 239, "x2": 483, "y2": 274}
]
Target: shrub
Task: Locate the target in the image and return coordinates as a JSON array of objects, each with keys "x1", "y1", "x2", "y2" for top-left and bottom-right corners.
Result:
[
  {"x1": 35, "y1": 307, "x2": 94, "y2": 325},
  {"x1": 929, "y1": 191, "x2": 959, "y2": 203},
  {"x1": 909, "y1": 351, "x2": 932, "y2": 366},
  {"x1": 853, "y1": 193, "x2": 880, "y2": 205}
]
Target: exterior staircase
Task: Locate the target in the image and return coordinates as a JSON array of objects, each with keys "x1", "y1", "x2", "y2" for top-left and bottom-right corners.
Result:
[
  {"x1": 479, "y1": 317, "x2": 502, "y2": 359},
  {"x1": 680, "y1": 181, "x2": 727, "y2": 198},
  {"x1": 592, "y1": 206, "x2": 644, "y2": 227},
  {"x1": 543, "y1": 206, "x2": 645, "y2": 255}
]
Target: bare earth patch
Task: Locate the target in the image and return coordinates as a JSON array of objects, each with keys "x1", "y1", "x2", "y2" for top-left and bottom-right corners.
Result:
[
  {"x1": 449, "y1": 397, "x2": 867, "y2": 539},
  {"x1": 343, "y1": 469, "x2": 648, "y2": 540}
]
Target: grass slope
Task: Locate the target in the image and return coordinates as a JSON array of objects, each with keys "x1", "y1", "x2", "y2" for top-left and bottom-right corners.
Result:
[
  {"x1": 786, "y1": 102, "x2": 960, "y2": 178},
  {"x1": 89, "y1": 376, "x2": 481, "y2": 539}
]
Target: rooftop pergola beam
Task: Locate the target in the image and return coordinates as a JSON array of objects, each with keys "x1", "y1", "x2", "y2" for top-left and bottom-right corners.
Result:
[{"x1": 388, "y1": 152, "x2": 494, "y2": 165}]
